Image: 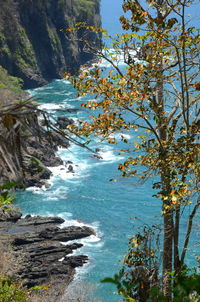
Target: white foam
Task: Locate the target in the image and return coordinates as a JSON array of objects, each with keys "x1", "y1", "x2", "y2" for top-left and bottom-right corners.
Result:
[
  {"x1": 95, "y1": 48, "x2": 142, "y2": 68},
  {"x1": 48, "y1": 160, "x2": 90, "y2": 182},
  {"x1": 73, "y1": 260, "x2": 94, "y2": 281},
  {"x1": 60, "y1": 217, "x2": 95, "y2": 229},
  {"x1": 26, "y1": 185, "x2": 48, "y2": 193},
  {"x1": 39, "y1": 103, "x2": 65, "y2": 111},
  {"x1": 98, "y1": 149, "x2": 123, "y2": 162},
  {"x1": 55, "y1": 79, "x2": 71, "y2": 85},
  {"x1": 108, "y1": 132, "x2": 131, "y2": 140}
]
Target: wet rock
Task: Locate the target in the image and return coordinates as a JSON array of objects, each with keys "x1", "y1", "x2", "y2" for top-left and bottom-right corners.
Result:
[
  {"x1": 63, "y1": 255, "x2": 88, "y2": 268},
  {"x1": 56, "y1": 108, "x2": 79, "y2": 113},
  {"x1": 67, "y1": 165, "x2": 74, "y2": 173},
  {"x1": 65, "y1": 160, "x2": 73, "y2": 165}
]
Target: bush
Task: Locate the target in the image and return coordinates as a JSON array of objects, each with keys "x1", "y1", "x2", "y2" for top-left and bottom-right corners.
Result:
[{"x1": 0, "y1": 275, "x2": 27, "y2": 302}]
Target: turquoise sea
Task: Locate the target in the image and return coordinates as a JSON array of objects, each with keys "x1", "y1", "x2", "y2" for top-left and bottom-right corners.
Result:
[
  {"x1": 16, "y1": 77, "x2": 199, "y2": 301},
  {"x1": 15, "y1": 1, "x2": 199, "y2": 301}
]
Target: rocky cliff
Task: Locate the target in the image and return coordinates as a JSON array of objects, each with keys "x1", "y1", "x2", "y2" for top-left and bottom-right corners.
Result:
[{"x1": 0, "y1": 0, "x2": 101, "y2": 88}]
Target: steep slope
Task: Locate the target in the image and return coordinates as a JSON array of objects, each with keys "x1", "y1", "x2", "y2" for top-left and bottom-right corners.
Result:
[{"x1": 0, "y1": 0, "x2": 101, "y2": 88}]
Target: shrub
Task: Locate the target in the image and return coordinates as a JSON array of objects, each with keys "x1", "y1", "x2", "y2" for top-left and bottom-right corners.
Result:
[{"x1": 0, "y1": 275, "x2": 27, "y2": 302}]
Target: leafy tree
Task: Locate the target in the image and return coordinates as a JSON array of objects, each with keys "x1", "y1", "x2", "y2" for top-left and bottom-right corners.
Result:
[{"x1": 66, "y1": 0, "x2": 200, "y2": 300}]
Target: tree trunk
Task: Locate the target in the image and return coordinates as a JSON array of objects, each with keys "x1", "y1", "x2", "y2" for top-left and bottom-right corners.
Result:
[{"x1": 163, "y1": 208, "x2": 173, "y2": 301}]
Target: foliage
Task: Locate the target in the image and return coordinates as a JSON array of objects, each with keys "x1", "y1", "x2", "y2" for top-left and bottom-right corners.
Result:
[
  {"x1": 0, "y1": 84, "x2": 95, "y2": 185},
  {"x1": 30, "y1": 158, "x2": 44, "y2": 173},
  {"x1": 76, "y1": 0, "x2": 96, "y2": 16},
  {"x1": 0, "y1": 182, "x2": 19, "y2": 206},
  {"x1": 172, "y1": 267, "x2": 200, "y2": 302},
  {"x1": 66, "y1": 0, "x2": 200, "y2": 299},
  {"x1": 0, "y1": 66, "x2": 25, "y2": 101},
  {"x1": 0, "y1": 274, "x2": 27, "y2": 302},
  {"x1": 102, "y1": 224, "x2": 161, "y2": 301},
  {"x1": 102, "y1": 232, "x2": 200, "y2": 302}
]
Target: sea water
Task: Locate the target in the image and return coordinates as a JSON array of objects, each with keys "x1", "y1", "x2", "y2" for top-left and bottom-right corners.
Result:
[
  {"x1": 15, "y1": 70, "x2": 199, "y2": 301},
  {"x1": 14, "y1": 0, "x2": 200, "y2": 299}
]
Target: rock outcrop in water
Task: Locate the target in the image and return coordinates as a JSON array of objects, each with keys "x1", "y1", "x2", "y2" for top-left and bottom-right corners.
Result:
[
  {"x1": 0, "y1": 0, "x2": 101, "y2": 88},
  {"x1": 0, "y1": 205, "x2": 95, "y2": 301}
]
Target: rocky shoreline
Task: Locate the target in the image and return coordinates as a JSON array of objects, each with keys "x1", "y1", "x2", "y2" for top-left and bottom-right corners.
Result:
[
  {"x1": 0, "y1": 106, "x2": 98, "y2": 300},
  {"x1": 0, "y1": 205, "x2": 95, "y2": 301},
  {"x1": 0, "y1": 114, "x2": 76, "y2": 188}
]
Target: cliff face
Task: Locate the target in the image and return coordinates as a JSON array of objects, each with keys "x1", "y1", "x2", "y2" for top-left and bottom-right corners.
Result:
[{"x1": 0, "y1": 0, "x2": 101, "y2": 88}]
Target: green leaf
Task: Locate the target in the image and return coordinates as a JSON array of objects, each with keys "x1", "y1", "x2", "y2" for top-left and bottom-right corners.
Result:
[{"x1": 101, "y1": 277, "x2": 117, "y2": 284}]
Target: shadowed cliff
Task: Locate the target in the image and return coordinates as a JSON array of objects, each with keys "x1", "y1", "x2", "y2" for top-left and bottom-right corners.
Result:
[{"x1": 0, "y1": 0, "x2": 101, "y2": 88}]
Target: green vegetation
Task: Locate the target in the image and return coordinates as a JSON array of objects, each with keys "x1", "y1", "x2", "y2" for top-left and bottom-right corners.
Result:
[
  {"x1": 0, "y1": 275, "x2": 27, "y2": 302},
  {"x1": 30, "y1": 158, "x2": 44, "y2": 173},
  {"x1": 0, "y1": 66, "x2": 24, "y2": 100},
  {"x1": 0, "y1": 32, "x2": 5, "y2": 45},
  {"x1": 102, "y1": 225, "x2": 200, "y2": 301},
  {"x1": 0, "y1": 190, "x2": 15, "y2": 207},
  {"x1": 14, "y1": 40, "x2": 37, "y2": 71},
  {"x1": 47, "y1": 26, "x2": 61, "y2": 52},
  {"x1": 76, "y1": 0, "x2": 96, "y2": 17},
  {"x1": 102, "y1": 266, "x2": 200, "y2": 302},
  {"x1": 0, "y1": 182, "x2": 21, "y2": 207}
]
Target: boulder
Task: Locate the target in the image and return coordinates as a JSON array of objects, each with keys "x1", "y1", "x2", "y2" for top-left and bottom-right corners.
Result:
[{"x1": 0, "y1": 205, "x2": 22, "y2": 222}]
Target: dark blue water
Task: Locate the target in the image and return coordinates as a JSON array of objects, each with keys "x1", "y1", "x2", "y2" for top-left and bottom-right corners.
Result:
[{"x1": 15, "y1": 2, "x2": 200, "y2": 301}]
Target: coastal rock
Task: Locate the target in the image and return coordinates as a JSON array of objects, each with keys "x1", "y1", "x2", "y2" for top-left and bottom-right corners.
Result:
[
  {"x1": 13, "y1": 225, "x2": 95, "y2": 245},
  {"x1": 16, "y1": 241, "x2": 85, "y2": 288},
  {"x1": 18, "y1": 215, "x2": 65, "y2": 226},
  {"x1": 67, "y1": 165, "x2": 74, "y2": 173},
  {"x1": 0, "y1": 125, "x2": 70, "y2": 188},
  {"x1": 50, "y1": 132, "x2": 70, "y2": 149},
  {"x1": 0, "y1": 209, "x2": 95, "y2": 299},
  {"x1": 56, "y1": 108, "x2": 79, "y2": 113},
  {"x1": 0, "y1": 204, "x2": 22, "y2": 222},
  {"x1": 0, "y1": 0, "x2": 101, "y2": 89},
  {"x1": 56, "y1": 116, "x2": 74, "y2": 129},
  {"x1": 63, "y1": 255, "x2": 89, "y2": 268}
]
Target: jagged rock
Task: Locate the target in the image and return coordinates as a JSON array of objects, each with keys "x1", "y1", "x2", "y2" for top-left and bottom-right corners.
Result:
[
  {"x1": 26, "y1": 135, "x2": 65, "y2": 166},
  {"x1": 0, "y1": 204, "x2": 22, "y2": 222},
  {"x1": 56, "y1": 116, "x2": 74, "y2": 129},
  {"x1": 0, "y1": 209, "x2": 95, "y2": 298},
  {"x1": 13, "y1": 225, "x2": 95, "y2": 245},
  {"x1": 67, "y1": 165, "x2": 74, "y2": 173},
  {"x1": 50, "y1": 132, "x2": 70, "y2": 149},
  {"x1": 65, "y1": 160, "x2": 73, "y2": 165},
  {"x1": 63, "y1": 255, "x2": 89, "y2": 268},
  {"x1": 56, "y1": 108, "x2": 79, "y2": 113},
  {"x1": 17, "y1": 215, "x2": 65, "y2": 226}
]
